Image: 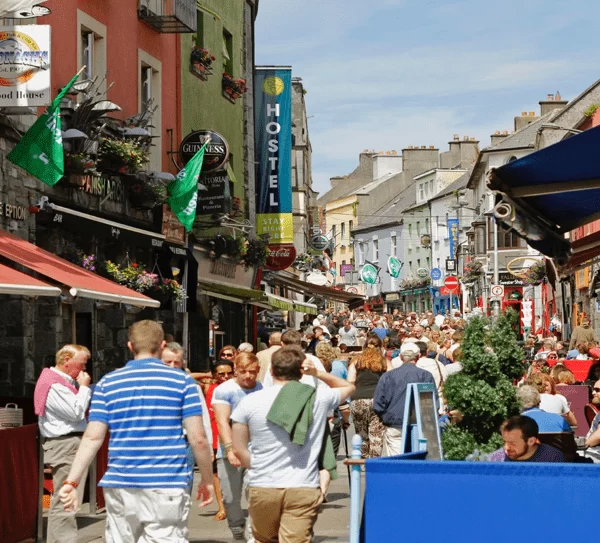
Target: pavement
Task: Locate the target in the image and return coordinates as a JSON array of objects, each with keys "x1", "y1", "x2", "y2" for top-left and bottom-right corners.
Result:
[{"x1": 39, "y1": 462, "x2": 354, "y2": 543}]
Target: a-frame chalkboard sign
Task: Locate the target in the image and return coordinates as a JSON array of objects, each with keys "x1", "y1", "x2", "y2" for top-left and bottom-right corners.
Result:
[{"x1": 400, "y1": 383, "x2": 443, "y2": 459}]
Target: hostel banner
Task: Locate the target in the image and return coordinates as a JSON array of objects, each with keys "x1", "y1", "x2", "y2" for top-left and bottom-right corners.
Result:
[
  {"x1": 255, "y1": 67, "x2": 293, "y2": 244},
  {"x1": 448, "y1": 218, "x2": 459, "y2": 260}
]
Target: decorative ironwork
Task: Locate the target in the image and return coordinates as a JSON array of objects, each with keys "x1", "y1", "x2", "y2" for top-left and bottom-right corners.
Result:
[{"x1": 138, "y1": 0, "x2": 197, "y2": 33}]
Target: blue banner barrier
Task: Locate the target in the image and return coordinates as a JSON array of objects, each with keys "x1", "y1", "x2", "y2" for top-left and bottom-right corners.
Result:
[{"x1": 362, "y1": 459, "x2": 600, "y2": 542}]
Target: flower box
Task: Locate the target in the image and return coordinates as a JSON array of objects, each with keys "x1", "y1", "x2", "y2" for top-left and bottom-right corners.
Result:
[{"x1": 222, "y1": 73, "x2": 247, "y2": 102}]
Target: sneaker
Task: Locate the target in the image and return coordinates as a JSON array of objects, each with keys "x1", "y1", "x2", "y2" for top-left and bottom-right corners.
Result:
[{"x1": 231, "y1": 527, "x2": 245, "y2": 540}]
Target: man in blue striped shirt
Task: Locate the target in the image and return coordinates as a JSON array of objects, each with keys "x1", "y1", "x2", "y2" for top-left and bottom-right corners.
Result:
[{"x1": 59, "y1": 320, "x2": 214, "y2": 542}]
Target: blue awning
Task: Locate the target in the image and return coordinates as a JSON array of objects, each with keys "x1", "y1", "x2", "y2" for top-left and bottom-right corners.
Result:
[{"x1": 488, "y1": 125, "x2": 600, "y2": 264}]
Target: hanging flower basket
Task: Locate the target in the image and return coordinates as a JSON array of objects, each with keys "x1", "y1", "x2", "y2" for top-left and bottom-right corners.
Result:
[
  {"x1": 121, "y1": 174, "x2": 168, "y2": 210},
  {"x1": 522, "y1": 260, "x2": 546, "y2": 286}
]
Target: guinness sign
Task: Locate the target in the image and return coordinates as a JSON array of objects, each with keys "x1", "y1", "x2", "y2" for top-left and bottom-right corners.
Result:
[{"x1": 179, "y1": 130, "x2": 229, "y2": 172}]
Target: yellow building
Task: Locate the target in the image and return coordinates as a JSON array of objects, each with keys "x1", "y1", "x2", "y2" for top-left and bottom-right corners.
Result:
[{"x1": 324, "y1": 195, "x2": 358, "y2": 285}]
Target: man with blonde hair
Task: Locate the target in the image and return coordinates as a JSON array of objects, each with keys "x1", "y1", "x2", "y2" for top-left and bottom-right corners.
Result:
[
  {"x1": 59, "y1": 320, "x2": 214, "y2": 542},
  {"x1": 34, "y1": 344, "x2": 91, "y2": 543}
]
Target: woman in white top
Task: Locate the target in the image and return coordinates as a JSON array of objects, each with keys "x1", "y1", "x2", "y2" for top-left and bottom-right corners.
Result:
[{"x1": 529, "y1": 372, "x2": 577, "y2": 427}]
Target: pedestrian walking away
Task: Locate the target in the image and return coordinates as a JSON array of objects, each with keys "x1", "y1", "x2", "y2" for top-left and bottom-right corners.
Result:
[
  {"x1": 58, "y1": 320, "x2": 214, "y2": 543},
  {"x1": 231, "y1": 345, "x2": 355, "y2": 543}
]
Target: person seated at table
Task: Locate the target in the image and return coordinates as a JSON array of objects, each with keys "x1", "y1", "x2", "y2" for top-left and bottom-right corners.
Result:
[
  {"x1": 528, "y1": 373, "x2": 577, "y2": 428},
  {"x1": 516, "y1": 386, "x2": 572, "y2": 433},
  {"x1": 489, "y1": 416, "x2": 564, "y2": 462},
  {"x1": 584, "y1": 379, "x2": 600, "y2": 463},
  {"x1": 555, "y1": 368, "x2": 576, "y2": 387}
]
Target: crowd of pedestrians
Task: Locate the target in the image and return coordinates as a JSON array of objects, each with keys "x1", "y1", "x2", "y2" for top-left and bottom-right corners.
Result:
[{"x1": 34, "y1": 307, "x2": 600, "y2": 542}]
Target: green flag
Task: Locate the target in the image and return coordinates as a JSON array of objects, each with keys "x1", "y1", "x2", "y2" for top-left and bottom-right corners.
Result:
[
  {"x1": 8, "y1": 71, "x2": 82, "y2": 186},
  {"x1": 168, "y1": 141, "x2": 208, "y2": 232}
]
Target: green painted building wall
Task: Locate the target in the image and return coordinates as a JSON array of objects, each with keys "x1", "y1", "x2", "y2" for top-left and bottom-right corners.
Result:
[{"x1": 181, "y1": 0, "x2": 246, "y2": 222}]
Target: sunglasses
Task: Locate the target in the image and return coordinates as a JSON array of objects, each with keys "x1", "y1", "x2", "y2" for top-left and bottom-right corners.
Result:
[
  {"x1": 221, "y1": 352, "x2": 234, "y2": 358},
  {"x1": 593, "y1": 388, "x2": 600, "y2": 393}
]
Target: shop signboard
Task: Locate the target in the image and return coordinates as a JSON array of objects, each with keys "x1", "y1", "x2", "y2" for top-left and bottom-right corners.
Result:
[
  {"x1": 340, "y1": 264, "x2": 353, "y2": 277},
  {"x1": 498, "y1": 272, "x2": 524, "y2": 286},
  {"x1": 0, "y1": 25, "x2": 51, "y2": 106},
  {"x1": 265, "y1": 244, "x2": 296, "y2": 271},
  {"x1": 360, "y1": 263, "x2": 378, "y2": 285},
  {"x1": 179, "y1": 130, "x2": 229, "y2": 171},
  {"x1": 196, "y1": 172, "x2": 231, "y2": 215},
  {"x1": 310, "y1": 234, "x2": 329, "y2": 251},
  {"x1": 255, "y1": 67, "x2": 293, "y2": 244},
  {"x1": 388, "y1": 256, "x2": 402, "y2": 278},
  {"x1": 161, "y1": 205, "x2": 185, "y2": 245},
  {"x1": 416, "y1": 267, "x2": 429, "y2": 279}
]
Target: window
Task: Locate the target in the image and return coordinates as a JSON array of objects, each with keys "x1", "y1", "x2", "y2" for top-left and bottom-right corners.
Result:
[
  {"x1": 358, "y1": 243, "x2": 365, "y2": 265},
  {"x1": 408, "y1": 223, "x2": 412, "y2": 235},
  {"x1": 488, "y1": 219, "x2": 525, "y2": 249},
  {"x1": 429, "y1": 180, "x2": 434, "y2": 194},
  {"x1": 419, "y1": 184, "x2": 425, "y2": 200},
  {"x1": 417, "y1": 259, "x2": 421, "y2": 268},
  {"x1": 331, "y1": 224, "x2": 336, "y2": 242},
  {"x1": 341, "y1": 222, "x2": 346, "y2": 243},
  {"x1": 425, "y1": 218, "x2": 429, "y2": 233},
  {"x1": 195, "y1": 11, "x2": 204, "y2": 47},
  {"x1": 426, "y1": 257, "x2": 430, "y2": 268},
  {"x1": 141, "y1": 65, "x2": 152, "y2": 111},
  {"x1": 81, "y1": 31, "x2": 94, "y2": 81},
  {"x1": 391, "y1": 235, "x2": 397, "y2": 256},
  {"x1": 138, "y1": 50, "x2": 162, "y2": 171},
  {"x1": 222, "y1": 29, "x2": 233, "y2": 75},
  {"x1": 349, "y1": 220, "x2": 354, "y2": 236},
  {"x1": 77, "y1": 11, "x2": 106, "y2": 93},
  {"x1": 373, "y1": 239, "x2": 379, "y2": 261}
]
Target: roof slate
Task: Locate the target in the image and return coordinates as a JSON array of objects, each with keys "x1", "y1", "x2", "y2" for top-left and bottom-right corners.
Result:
[{"x1": 352, "y1": 183, "x2": 416, "y2": 233}]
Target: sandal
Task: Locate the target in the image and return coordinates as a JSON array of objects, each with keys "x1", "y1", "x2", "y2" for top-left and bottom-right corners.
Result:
[{"x1": 213, "y1": 511, "x2": 227, "y2": 521}]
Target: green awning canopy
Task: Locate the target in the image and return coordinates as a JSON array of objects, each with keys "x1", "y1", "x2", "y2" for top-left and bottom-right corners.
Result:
[
  {"x1": 197, "y1": 281, "x2": 266, "y2": 305},
  {"x1": 266, "y1": 293, "x2": 318, "y2": 313}
]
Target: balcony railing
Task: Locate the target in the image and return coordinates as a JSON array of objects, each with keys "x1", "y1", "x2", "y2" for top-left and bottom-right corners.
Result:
[{"x1": 138, "y1": 0, "x2": 197, "y2": 33}]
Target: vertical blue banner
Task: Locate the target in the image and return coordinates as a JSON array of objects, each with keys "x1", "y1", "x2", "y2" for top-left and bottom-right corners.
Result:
[
  {"x1": 255, "y1": 67, "x2": 293, "y2": 244},
  {"x1": 448, "y1": 218, "x2": 459, "y2": 260}
]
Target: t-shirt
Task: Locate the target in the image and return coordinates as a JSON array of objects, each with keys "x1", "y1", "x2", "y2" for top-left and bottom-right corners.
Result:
[
  {"x1": 522, "y1": 407, "x2": 571, "y2": 433},
  {"x1": 489, "y1": 443, "x2": 564, "y2": 463},
  {"x1": 539, "y1": 393, "x2": 569, "y2": 415},
  {"x1": 212, "y1": 379, "x2": 263, "y2": 458},
  {"x1": 231, "y1": 384, "x2": 341, "y2": 488},
  {"x1": 339, "y1": 326, "x2": 358, "y2": 346},
  {"x1": 88, "y1": 358, "x2": 202, "y2": 488}
]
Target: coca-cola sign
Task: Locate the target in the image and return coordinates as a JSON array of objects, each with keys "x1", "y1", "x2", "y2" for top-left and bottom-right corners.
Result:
[{"x1": 265, "y1": 244, "x2": 297, "y2": 271}]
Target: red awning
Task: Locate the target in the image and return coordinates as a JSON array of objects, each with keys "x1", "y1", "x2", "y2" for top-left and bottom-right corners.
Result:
[
  {"x1": 0, "y1": 229, "x2": 159, "y2": 308},
  {"x1": 0, "y1": 263, "x2": 62, "y2": 297}
]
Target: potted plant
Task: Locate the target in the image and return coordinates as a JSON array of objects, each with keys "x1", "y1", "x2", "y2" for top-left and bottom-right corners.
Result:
[
  {"x1": 126, "y1": 176, "x2": 169, "y2": 210},
  {"x1": 60, "y1": 242, "x2": 97, "y2": 271},
  {"x1": 241, "y1": 238, "x2": 268, "y2": 270},
  {"x1": 97, "y1": 138, "x2": 149, "y2": 175},
  {"x1": 64, "y1": 153, "x2": 98, "y2": 179},
  {"x1": 190, "y1": 46, "x2": 216, "y2": 74},
  {"x1": 222, "y1": 73, "x2": 248, "y2": 100}
]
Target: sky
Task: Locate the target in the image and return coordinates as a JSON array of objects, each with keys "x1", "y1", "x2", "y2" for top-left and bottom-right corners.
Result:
[{"x1": 255, "y1": 0, "x2": 599, "y2": 196}]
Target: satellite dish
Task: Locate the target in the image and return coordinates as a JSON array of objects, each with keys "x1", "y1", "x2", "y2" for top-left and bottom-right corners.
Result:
[
  {"x1": 2, "y1": 1, "x2": 50, "y2": 17},
  {"x1": 91, "y1": 101, "x2": 122, "y2": 113}
]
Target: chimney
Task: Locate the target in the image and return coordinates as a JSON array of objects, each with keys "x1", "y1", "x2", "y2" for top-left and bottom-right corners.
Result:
[
  {"x1": 539, "y1": 91, "x2": 569, "y2": 116},
  {"x1": 453, "y1": 134, "x2": 459, "y2": 141},
  {"x1": 514, "y1": 110, "x2": 540, "y2": 132},
  {"x1": 490, "y1": 130, "x2": 509, "y2": 146}
]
